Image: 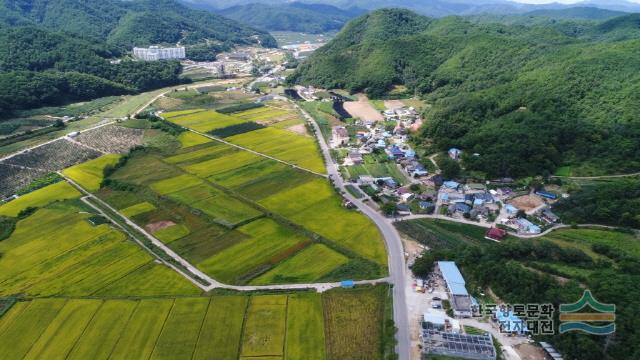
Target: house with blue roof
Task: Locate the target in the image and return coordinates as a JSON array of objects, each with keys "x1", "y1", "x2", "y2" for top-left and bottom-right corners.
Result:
[
  {"x1": 443, "y1": 181, "x2": 460, "y2": 190},
  {"x1": 448, "y1": 147, "x2": 462, "y2": 160},
  {"x1": 505, "y1": 204, "x2": 519, "y2": 217},
  {"x1": 404, "y1": 149, "x2": 416, "y2": 159},
  {"x1": 516, "y1": 218, "x2": 541, "y2": 234},
  {"x1": 389, "y1": 145, "x2": 404, "y2": 159},
  {"x1": 450, "y1": 203, "x2": 472, "y2": 215}
]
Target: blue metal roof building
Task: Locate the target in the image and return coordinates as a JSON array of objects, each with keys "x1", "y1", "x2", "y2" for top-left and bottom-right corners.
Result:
[
  {"x1": 437, "y1": 261, "x2": 468, "y2": 296},
  {"x1": 535, "y1": 191, "x2": 558, "y2": 200}
]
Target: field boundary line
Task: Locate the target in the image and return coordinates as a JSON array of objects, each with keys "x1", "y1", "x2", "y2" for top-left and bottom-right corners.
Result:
[
  {"x1": 105, "y1": 299, "x2": 140, "y2": 360},
  {"x1": 86, "y1": 262, "x2": 151, "y2": 297},
  {"x1": 156, "y1": 112, "x2": 327, "y2": 178},
  {"x1": 64, "y1": 299, "x2": 105, "y2": 359},
  {"x1": 282, "y1": 295, "x2": 290, "y2": 358},
  {"x1": 237, "y1": 295, "x2": 252, "y2": 359},
  {"x1": 190, "y1": 297, "x2": 213, "y2": 360},
  {"x1": 21, "y1": 298, "x2": 69, "y2": 359},
  {"x1": 148, "y1": 298, "x2": 176, "y2": 360}
]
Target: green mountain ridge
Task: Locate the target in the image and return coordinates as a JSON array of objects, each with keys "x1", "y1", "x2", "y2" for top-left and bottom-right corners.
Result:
[
  {"x1": 0, "y1": 0, "x2": 279, "y2": 113},
  {"x1": 290, "y1": 9, "x2": 640, "y2": 177},
  {"x1": 0, "y1": 0, "x2": 276, "y2": 47},
  {"x1": 217, "y1": 2, "x2": 366, "y2": 34}
]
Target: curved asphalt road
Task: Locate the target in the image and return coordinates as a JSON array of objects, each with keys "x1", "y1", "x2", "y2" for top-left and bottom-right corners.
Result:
[{"x1": 294, "y1": 102, "x2": 411, "y2": 360}]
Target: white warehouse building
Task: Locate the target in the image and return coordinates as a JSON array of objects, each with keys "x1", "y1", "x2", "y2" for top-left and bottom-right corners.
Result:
[{"x1": 133, "y1": 46, "x2": 186, "y2": 61}]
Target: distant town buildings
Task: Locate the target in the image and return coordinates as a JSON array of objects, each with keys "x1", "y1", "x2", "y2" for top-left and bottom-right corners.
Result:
[{"x1": 133, "y1": 46, "x2": 186, "y2": 61}]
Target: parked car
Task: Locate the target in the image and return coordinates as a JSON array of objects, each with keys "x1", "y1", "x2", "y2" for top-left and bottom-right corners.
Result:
[
  {"x1": 432, "y1": 302, "x2": 442, "y2": 309},
  {"x1": 433, "y1": 296, "x2": 441, "y2": 301}
]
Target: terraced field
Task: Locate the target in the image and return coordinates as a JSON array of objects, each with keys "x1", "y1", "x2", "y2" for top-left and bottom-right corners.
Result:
[{"x1": 0, "y1": 287, "x2": 390, "y2": 360}]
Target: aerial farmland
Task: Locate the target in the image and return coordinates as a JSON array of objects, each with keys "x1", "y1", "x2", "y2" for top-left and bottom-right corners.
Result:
[{"x1": 0, "y1": 82, "x2": 394, "y2": 360}]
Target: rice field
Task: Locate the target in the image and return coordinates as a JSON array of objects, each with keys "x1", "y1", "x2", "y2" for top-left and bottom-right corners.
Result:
[
  {"x1": 0, "y1": 181, "x2": 81, "y2": 217},
  {"x1": 152, "y1": 223, "x2": 190, "y2": 243},
  {"x1": 0, "y1": 206, "x2": 200, "y2": 297},
  {"x1": 177, "y1": 132, "x2": 211, "y2": 148},
  {"x1": 155, "y1": 179, "x2": 262, "y2": 227},
  {"x1": 0, "y1": 284, "x2": 389, "y2": 360},
  {"x1": 165, "y1": 110, "x2": 247, "y2": 132},
  {"x1": 259, "y1": 178, "x2": 388, "y2": 265},
  {"x1": 197, "y1": 218, "x2": 310, "y2": 284},
  {"x1": 120, "y1": 201, "x2": 156, "y2": 217},
  {"x1": 227, "y1": 127, "x2": 326, "y2": 174},
  {"x1": 323, "y1": 287, "x2": 389, "y2": 360},
  {"x1": 62, "y1": 154, "x2": 121, "y2": 191},
  {"x1": 240, "y1": 295, "x2": 288, "y2": 358},
  {"x1": 251, "y1": 244, "x2": 349, "y2": 285}
]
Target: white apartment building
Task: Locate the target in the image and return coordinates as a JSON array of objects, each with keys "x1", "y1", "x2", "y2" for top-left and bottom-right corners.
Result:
[{"x1": 133, "y1": 46, "x2": 186, "y2": 61}]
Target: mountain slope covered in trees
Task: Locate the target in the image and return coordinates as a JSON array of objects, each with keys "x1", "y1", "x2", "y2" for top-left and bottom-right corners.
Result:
[
  {"x1": 218, "y1": 2, "x2": 366, "y2": 33},
  {"x1": 0, "y1": 25, "x2": 185, "y2": 113},
  {"x1": 290, "y1": 9, "x2": 640, "y2": 177},
  {"x1": 0, "y1": 0, "x2": 278, "y2": 113},
  {"x1": 0, "y1": 0, "x2": 276, "y2": 48}
]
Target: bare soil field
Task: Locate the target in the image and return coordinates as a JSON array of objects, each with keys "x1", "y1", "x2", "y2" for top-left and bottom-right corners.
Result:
[
  {"x1": 145, "y1": 220, "x2": 176, "y2": 233},
  {"x1": 509, "y1": 194, "x2": 543, "y2": 211},
  {"x1": 514, "y1": 343, "x2": 551, "y2": 360},
  {"x1": 384, "y1": 100, "x2": 405, "y2": 110},
  {"x1": 344, "y1": 99, "x2": 383, "y2": 121},
  {"x1": 286, "y1": 124, "x2": 308, "y2": 135}
]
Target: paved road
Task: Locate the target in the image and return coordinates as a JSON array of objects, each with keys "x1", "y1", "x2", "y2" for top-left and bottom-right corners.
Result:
[
  {"x1": 64, "y1": 173, "x2": 392, "y2": 293},
  {"x1": 294, "y1": 102, "x2": 411, "y2": 360}
]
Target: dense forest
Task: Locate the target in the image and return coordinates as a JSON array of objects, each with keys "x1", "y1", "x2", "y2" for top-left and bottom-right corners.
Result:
[
  {"x1": 290, "y1": 9, "x2": 640, "y2": 177},
  {"x1": 0, "y1": 0, "x2": 277, "y2": 113},
  {"x1": 554, "y1": 178, "x2": 640, "y2": 228},
  {"x1": 218, "y1": 2, "x2": 365, "y2": 33},
  {"x1": 0, "y1": 0, "x2": 276, "y2": 48},
  {"x1": 0, "y1": 26, "x2": 184, "y2": 113}
]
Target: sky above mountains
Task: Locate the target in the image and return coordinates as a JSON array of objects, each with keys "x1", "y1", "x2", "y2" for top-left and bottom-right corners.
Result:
[{"x1": 514, "y1": 0, "x2": 640, "y2": 3}]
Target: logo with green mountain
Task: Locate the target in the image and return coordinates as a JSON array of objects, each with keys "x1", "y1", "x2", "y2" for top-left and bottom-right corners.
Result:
[{"x1": 559, "y1": 290, "x2": 615, "y2": 335}]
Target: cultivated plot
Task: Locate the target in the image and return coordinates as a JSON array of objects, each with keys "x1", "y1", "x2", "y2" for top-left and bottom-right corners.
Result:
[{"x1": 227, "y1": 127, "x2": 326, "y2": 174}]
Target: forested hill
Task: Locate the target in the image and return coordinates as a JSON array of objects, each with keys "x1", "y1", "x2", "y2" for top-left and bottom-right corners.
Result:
[
  {"x1": 0, "y1": 25, "x2": 186, "y2": 113},
  {"x1": 0, "y1": 0, "x2": 276, "y2": 48},
  {"x1": 217, "y1": 2, "x2": 366, "y2": 33},
  {"x1": 290, "y1": 9, "x2": 640, "y2": 178},
  {"x1": 0, "y1": 0, "x2": 278, "y2": 114}
]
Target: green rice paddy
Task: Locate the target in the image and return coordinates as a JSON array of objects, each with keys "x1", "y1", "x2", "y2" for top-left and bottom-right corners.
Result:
[
  {"x1": 62, "y1": 154, "x2": 121, "y2": 191},
  {"x1": 227, "y1": 127, "x2": 326, "y2": 174},
  {"x1": 0, "y1": 287, "x2": 390, "y2": 360},
  {"x1": 0, "y1": 181, "x2": 81, "y2": 217}
]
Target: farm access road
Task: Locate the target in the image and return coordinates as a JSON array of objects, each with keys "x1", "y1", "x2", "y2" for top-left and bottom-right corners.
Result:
[
  {"x1": 60, "y1": 173, "x2": 390, "y2": 293},
  {"x1": 294, "y1": 101, "x2": 412, "y2": 360}
]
